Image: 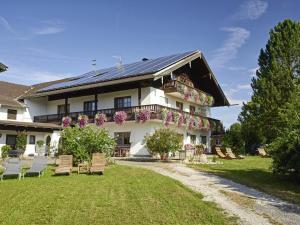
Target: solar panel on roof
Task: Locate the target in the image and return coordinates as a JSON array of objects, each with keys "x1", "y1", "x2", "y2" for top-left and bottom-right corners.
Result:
[{"x1": 38, "y1": 50, "x2": 197, "y2": 92}]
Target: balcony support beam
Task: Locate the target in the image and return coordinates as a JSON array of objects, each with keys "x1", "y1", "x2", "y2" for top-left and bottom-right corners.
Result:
[
  {"x1": 64, "y1": 97, "x2": 68, "y2": 116},
  {"x1": 94, "y1": 94, "x2": 98, "y2": 111}
]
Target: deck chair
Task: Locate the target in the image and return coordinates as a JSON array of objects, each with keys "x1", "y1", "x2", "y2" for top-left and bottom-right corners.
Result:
[
  {"x1": 224, "y1": 148, "x2": 237, "y2": 159},
  {"x1": 54, "y1": 155, "x2": 73, "y2": 175},
  {"x1": 1, "y1": 158, "x2": 22, "y2": 181},
  {"x1": 89, "y1": 153, "x2": 105, "y2": 175},
  {"x1": 25, "y1": 156, "x2": 47, "y2": 177},
  {"x1": 225, "y1": 147, "x2": 244, "y2": 159},
  {"x1": 257, "y1": 148, "x2": 269, "y2": 157},
  {"x1": 215, "y1": 147, "x2": 226, "y2": 159}
]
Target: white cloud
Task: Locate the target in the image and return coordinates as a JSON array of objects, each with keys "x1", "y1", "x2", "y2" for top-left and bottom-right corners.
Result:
[
  {"x1": 33, "y1": 20, "x2": 65, "y2": 35},
  {"x1": 0, "y1": 16, "x2": 16, "y2": 34},
  {"x1": 1, "y1": 66, "x2": 70, "y2": 85},
  {"x1": 248, "y1": 67, "x2": 259, "y2": 77},
  {"x1": 237, "y1": 84, "x2": 251, "y2": 90},
  {"x1": 233, "y1": 0, "x2": 268, "y2": 20},
  {"x1": 210, "y1": 27, "x2": 250, "y2": 68}
]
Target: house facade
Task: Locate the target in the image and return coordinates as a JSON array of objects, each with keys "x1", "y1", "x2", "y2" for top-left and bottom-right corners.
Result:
[{"x1": 0, "y1": 51, "x2": 229, "y2": 157}]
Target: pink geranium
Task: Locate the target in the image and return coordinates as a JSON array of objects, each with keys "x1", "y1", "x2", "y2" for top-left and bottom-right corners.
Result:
[
  {"x1": 62, "y1": 116, "x2": 72, "y2": 128},
  {"x1": 136, "y1": 109, "x2": 151, "y2": 123},
  {"x1": 114, "y1": 111, "x2": 127, "y2": 125},
  {"x1": 78, "y1": 115, "x2": 88, "y2": 128},
  {"x1": 95, "y1": 113, "x2": 107, "y2": 127}
]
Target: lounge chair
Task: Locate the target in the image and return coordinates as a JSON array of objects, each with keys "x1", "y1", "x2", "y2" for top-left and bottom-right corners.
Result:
[
  {"x1": 1, "y1": 158, "x2": 22, "y2": 181},
  {"x1": 225, "y1": 147, "x2": 244, "y2": 159},
  {"x1": 215, "y1": 147, "x2": 226, "y2": 159},
  {"x1": 54, "y1": 155, "x2": 73, "y2": 175},
  {"x1": 224, "y1": 147, "x2": 237, "y2": 159},
  {"x1": 25, "y1": 156, "x2": 47, "y2": 177},
  {"x1": 89, "y1": 153, "x2": 105, "y2": 175},
  {"x1": 257, "y1": 148, "x2": 269, "y2": 157}
]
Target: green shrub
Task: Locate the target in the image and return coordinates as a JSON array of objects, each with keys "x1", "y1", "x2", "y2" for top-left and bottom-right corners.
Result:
[
  {"x1": 60, "y1": 126, "x2": 116, "y2": 164},
  {"x1": 36, "y1": 140, "x2": 44, "y2": 147},
  {"x1": 16, "y1": 131, "x2": 27, "y2": 153},
  {"x1": 268, "y1": 129, "x2": 300, "y2": 179},
  {"x1": 143, "y1": 128, "x2": 183, "y2": 158},
  {"x1": 1, "y1": 145, "x2": 11, "y2": 159}
]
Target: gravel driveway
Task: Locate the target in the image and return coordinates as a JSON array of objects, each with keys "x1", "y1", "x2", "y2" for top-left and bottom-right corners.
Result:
[{"x1": 117, "y1": 160, "x2": 300, "y2": 225}]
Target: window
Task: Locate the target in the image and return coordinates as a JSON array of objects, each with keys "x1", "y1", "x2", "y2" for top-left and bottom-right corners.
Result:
[
  {"x1": 29, "y1": 135, "x2": 36, "y2": 145},
  {"x1": 114, "y1": 96, "x2": 131, "y2": 108},
  {"x1": 7, "y1": 109, "x2": 17, "y2": 120},
  {"x1": 190, "y1": 135, "x2": 196, "y2": 144},
  {"x1": 83, "y1": 101, "x2": 95, "y2": 112},
  {"x1": 200, "y1": 135, "x2": 207, "y2": 145},
  {"x1": 190, "y1": 105, "x2": 196, "y2": 114},
  {"x1": 176, "y1": 101, "x2": 183, "y2": 111},
  {"x1": 114, "y1": 132, "x2": 131, "y2": 146},
  {"x1": 57, "y1": 104, "x2": 70, "y2": 115},
  {"x1": 6, "y1": 134, "x2": 17, "y2": 149}
]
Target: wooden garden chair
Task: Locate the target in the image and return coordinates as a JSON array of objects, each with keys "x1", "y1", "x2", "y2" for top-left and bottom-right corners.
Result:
[
  {"x1": 54, "y1": 155, "x2": 73, "y2": 175},
  {"x1": 257, "y1": 148, "x2": 269, "y2": 157},
  {"x1": 89, "y1": 153, "x2": 105, "y2": 175},
  {"x1": 215, "y1": 147, "x2": 226, "y2": 159},
  {"x1": 225, "y1": 147, "x2": 244, "y2": 159}
]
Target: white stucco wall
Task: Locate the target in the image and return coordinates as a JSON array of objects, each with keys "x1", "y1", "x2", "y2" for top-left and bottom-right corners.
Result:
[{"x1": 0, "y1": 130, "x2": 54, "y2": 157}]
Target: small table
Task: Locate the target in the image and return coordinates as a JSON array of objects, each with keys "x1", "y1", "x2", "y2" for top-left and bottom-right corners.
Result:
[{"x1": 78, "y1": 163, "x2": 89, "y2": 174}]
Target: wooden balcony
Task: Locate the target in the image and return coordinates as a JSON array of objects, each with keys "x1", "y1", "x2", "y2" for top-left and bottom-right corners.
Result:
[
  {"x1": 163, "y1": 80, "x2": 214, "y2": 106},
  {"x1": 33, "y1": 104, "x2": 217, "y2": 128}
]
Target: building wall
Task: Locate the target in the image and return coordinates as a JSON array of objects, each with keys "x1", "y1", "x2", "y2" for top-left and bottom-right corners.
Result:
[{"x1": 0, "y1": 130, "x2": 54, "y2": 157}]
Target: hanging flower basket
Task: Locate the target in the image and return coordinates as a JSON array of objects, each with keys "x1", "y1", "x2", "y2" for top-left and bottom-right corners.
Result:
[
  {"x1": 183, "y1": 86, "x2": 191, "y2": 100},
  {"x1": 78, "y1": 114, "x2": 88, "y2": 128},
  {"x1": 207, "y1": 96, "x2": 214, "y2": 106},
  {"x1": 188, "y1": 117, "x2": 195, "y2": 130},
  {"x1": 95, "y1": 113, "x2": 107, "y2": 127},
  {"x1": 62, "y1": 116, "x2": 72, "y2": 128},
  {"x1": 114, "y1": 111, "x2": 127, "y2": 125},
  {"x1": 199, "y1": 93, "x2": 206, "y2": 105},
  {"x1": 135, "y1": 109, "x2": 151, "y2": 123},
  {"x1": 173, "y1": 111, "x2": 184, "y2": 127},
  {"x1": 197, "y1": 117, "x2": 203, "y2": 129},
  {"x1": 164, "y1": 111, "x2": 173, "y2": 126}
]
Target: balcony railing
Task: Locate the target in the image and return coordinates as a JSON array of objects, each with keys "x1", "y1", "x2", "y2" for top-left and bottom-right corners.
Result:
[
  {"x1": 34, "y1": 104, "x2": 217, "y2": 128},
  {"x1": 163, "y1": 80, "x2": 214, "y2": 106}
]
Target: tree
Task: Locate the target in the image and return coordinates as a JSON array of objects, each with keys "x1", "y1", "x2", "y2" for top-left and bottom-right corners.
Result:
[
  {"x1": 16, "y1": 131, "x2": 27, "y2": 153},
  {"x1": 143, "y1": 128, "x2": 183, "y2": 159},
  {"x1": 239, "y1": 19, "x2": 300, "y2": 147},
  {"x1": 222, "y1": 123, "x2": 245, "y2": 155},
  {"x1": 268, "y1": 86, "x2": 300, "y2": 178},
  {"x1": 60, "y1": 126, "x2": 116, "y2": 164}
]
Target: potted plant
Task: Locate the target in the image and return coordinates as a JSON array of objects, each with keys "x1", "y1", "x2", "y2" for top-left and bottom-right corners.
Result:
[
  {"x1": 62, "y1": 116, "x2": 72, "y2": 128},
  {"x1": 1, "y1": 145, "x2": 11, "y2": 159},
  {"x1": 173, "y1": 111, "x2": 184, "y2": 127},
  {"x1": 95, "y1": 113, "x2": 107, "y2": 127},
  {"x1": 78, "y1": 114, "x2": 88, "y2": 128},
  {"x1": 36, "y1": 140, "x2": 45, "y2": 155},
  {"x1": 135, "y1": 109, "x2": 151, "y2": 123},
  {"x1": 114, "y1": 111, "x2": 127, "y2": 125}
]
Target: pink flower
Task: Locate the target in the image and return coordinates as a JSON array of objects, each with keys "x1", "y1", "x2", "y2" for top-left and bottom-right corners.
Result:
[
  {"x1": 164, "y1": 111, "x2": 173, "y2": 126},
  {"x1": 78, "y1": 115, "x2": 88, "y2": 128},
  {"x1": 62, "y1": 116, "x2": 72, "y2": 128},
  {"x1": 114, "y1": 111, "x2": 127, "y2": 125},
  {"x1": 136, "y1": 109, "x2": 151, "y2": 123},
  {"x1": 95, "y1": 113, "x2": 107, "y2": 127}
]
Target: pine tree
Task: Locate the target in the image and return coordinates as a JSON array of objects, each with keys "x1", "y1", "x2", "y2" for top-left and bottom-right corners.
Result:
[{"x1": 239, "y1": 19, "x2": 300, "y2": 146}]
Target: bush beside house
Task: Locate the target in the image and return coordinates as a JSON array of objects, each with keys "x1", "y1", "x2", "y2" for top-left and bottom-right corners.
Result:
[
  {"x1": 59, "y1": 126, "x2": 116, "y2": 164},
  {"x1": 143, "y1": 128, "x2": 183, "y2": 160}
]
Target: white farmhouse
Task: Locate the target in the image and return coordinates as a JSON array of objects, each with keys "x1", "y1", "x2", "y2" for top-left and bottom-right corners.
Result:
[{"x1": 0, "y1": 51, "x2": 228, "y2": 157}]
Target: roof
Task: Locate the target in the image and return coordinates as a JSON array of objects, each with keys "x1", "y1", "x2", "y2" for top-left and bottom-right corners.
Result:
[
  {"x1": 0, "y1": 120, "x2": 61, "y2": 130},
  {"x1": 19, "y1": 50, "x2": 229, "y2": 106},
  {"x1": 0, "y1": 81, "x2": 29, "y2": 108},
  {"x1": 37, "y1": 51, "x2": 197, "y2": 92},
  {"x1": 0, "y1": 62, "x2": 8, "y2": 72}
]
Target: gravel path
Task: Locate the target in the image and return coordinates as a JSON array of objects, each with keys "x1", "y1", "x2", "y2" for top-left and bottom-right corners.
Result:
[{"x1": 117, "y1": 160, "x2": 300, "y2": 225}]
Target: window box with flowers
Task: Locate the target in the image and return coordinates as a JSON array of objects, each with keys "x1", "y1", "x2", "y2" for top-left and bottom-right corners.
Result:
[{"x1": 114, "y1": 111, "x2": 127, "y2": 125}]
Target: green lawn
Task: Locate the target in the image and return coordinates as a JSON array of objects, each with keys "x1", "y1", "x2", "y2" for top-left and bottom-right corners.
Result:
[
  {"x1": 0, "y1": 165, "x2": 235, "y2": 225},
  {"x1": 189, "y1": 156, "x2": 300, "y2": 205}
]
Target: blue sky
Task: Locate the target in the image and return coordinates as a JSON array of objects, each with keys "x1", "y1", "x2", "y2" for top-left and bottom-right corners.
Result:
[{"x1": 0, "y1": 0, "x2": 299, "y2": 128}]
